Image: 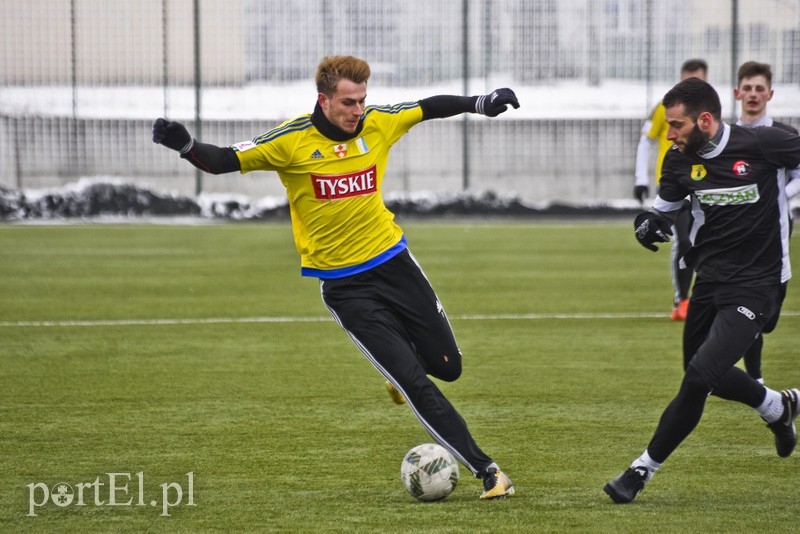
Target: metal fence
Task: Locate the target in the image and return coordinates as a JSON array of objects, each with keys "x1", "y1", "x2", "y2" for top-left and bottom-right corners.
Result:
[{"x1": 1, "y1": 0, "x2": 799, "y2": 202}]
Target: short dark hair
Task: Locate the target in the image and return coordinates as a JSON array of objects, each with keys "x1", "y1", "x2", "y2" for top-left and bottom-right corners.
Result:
[
  {"x1": 681, "y1": 58, "x2": 708, "y2": 75},
  {"x1": 737, "y1": 61, "x2": 772, "y2": 86},
  {"x1": 663, "y1": 77, "x2": 721, "y2": 122}
]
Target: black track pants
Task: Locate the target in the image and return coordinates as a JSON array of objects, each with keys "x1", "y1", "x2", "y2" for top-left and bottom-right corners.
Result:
[
  {"x1": 648, "y1": 282, "x2": 780, "y2": 463},
  {"x1": 319, "y1": 249, "x2": 493, "y2": 476}
]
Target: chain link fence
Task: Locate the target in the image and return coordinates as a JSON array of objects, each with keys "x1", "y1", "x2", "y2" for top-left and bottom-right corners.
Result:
[{"x1": 1, "y1": 0, "x2": 799, "y2": 202}]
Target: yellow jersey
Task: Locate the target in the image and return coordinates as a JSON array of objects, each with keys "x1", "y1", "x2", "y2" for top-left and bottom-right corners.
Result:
[
  {"x1": 233, "y1": 102, "x2": 423, "y2": 278},
  {"x1": 643, "y1": 102, "x2": 674, "y2": 184}
]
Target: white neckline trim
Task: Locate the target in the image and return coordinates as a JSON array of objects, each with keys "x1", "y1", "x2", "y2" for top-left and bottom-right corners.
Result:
[{"x1": 699, "y1": 122, "x2": 730, "y2": 159}]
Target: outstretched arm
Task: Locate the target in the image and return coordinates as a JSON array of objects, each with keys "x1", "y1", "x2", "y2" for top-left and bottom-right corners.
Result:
[
  {"x1": 152, "y1": 118, "x2": 241, "y2": 174},
  {"x1": 418, "y1": 88, "x2": 519, "y2": 120}
]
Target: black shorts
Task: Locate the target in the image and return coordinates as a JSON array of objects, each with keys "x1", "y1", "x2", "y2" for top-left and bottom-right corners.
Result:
[{"x1": 683, "y1": 281, "x2": 782, "y2": 389}]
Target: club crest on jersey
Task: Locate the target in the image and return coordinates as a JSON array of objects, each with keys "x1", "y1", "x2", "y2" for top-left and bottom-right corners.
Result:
[
  {"x1": 311, "y1": 165, "x2": 377, "y2": 200},
  {"x1": 333, "y1": 144, "x2": 347, "y2": 158},
  {"x1": 732, "y1": 160, "x2": 751, "y2": 177},
  {"x1": 691, "y1": 164, "x2": 707, "y2": 181}
]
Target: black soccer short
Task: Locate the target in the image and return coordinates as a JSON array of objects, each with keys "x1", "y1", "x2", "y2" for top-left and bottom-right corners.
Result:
[
  {"x1": 682, "y1": 280, "x2": 782, "y2": 389},
  {"x1": 319, "y1": 249, "x2": 493, "y2": 475}
]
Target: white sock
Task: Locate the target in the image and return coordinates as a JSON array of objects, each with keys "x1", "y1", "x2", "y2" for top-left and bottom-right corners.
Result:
[
  {"x1": 757, "y1": 388, "x2": 784, "y2": 423},
  {"x1": 482, "y1": 462, "x2": 499, "y2": 475},
  {"x1": 630, "y1": 450, "x2": 660, "y2": 482}
]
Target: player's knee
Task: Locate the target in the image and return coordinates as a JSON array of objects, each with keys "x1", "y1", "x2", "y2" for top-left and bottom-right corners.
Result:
[
  {"x1": 419, "y1": 349, "x2": 461, "y2": 382},
  {"x1": 433, "y1": 355, "x2": 462, "y2": 382},
  {"x1": 433, "y1": 362, "x2": 461, "y2": 382},
  {"x1": 681, "y1": 364, "x2": 712, "y2": 399}
]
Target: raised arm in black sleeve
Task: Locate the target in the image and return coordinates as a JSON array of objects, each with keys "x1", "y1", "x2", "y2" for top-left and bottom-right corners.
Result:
[
  {"x1": 181, "y1": 142, "x2": 241, "y2": 175},
  {"x1": 418, "y1": 88, "x2": 519, "y2": 121},
  {"x1": 418, "y1": 95, "x2": 477, "y2": 120},
  {"x1": 152, "y1": 118, "x2": 241, "y2": 174}
]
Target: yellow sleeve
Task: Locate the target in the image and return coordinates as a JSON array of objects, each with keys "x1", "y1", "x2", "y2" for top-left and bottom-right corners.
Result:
[
  {"x1": 645, "y1": 103, "x2": 667, "y2": 140},
  {"x1": 233, "y1": 115, "x2": 313, "y2": 173},
  {"x1": 364, "y1": 103, "x2": 422, "y2": 147}
]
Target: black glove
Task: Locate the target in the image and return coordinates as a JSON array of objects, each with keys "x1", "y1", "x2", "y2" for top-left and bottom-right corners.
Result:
[
  {"x1": 152, "y1": 118, "x2": 194, "y2": 153},
  {"x1": 475, "y1": 88, "x2": 519, "y2": 117},
  {"x1": 633, "y1": 185, "x2": 649, "y2": 203},
  {"x1": 633, "y1": 211, "x2": 672, "y2": 252}
]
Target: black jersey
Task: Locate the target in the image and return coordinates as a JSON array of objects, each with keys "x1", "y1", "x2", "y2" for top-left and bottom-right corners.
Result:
[
  {"x1": 656, "y1": 123, "x2": 800, "y2": 286},
  {"x1": 773, "y1": 120, "x2": 799, "y2": 135}
]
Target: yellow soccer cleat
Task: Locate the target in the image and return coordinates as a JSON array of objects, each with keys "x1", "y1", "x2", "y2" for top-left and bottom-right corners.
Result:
[
  {"x1": 479, "y1": 468, "x2": 515, "y2": 500},
  {"x1": 385, "y1": 380, "x2": 406, "y2": 405}
]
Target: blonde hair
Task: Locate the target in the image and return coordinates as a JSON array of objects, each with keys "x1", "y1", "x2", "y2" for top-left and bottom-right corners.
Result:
[{"x1": 315, "y1": 56, "x2": 371, "y2": 95}]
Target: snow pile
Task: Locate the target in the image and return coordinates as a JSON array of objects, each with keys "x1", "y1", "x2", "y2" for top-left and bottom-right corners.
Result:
[
  {"x1": 0, "y1": 179, "x2": 644, "y2": 222},
  {"x1": 0, "y1": 179, "x2": 200, "y2": 220}
]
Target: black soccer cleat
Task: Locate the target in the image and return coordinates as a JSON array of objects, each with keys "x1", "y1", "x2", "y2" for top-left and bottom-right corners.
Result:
[
  {"x1": 767, "y1": 388, "x2": 800, "y2": 457},
  {"x1": 603, "y1": 466, "x2": 649, "y2": 504}
]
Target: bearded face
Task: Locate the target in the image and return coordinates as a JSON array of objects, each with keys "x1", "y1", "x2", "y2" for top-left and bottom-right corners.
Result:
[{"x1": 683, "y1": 122, "x2": 711, "y2": 154}]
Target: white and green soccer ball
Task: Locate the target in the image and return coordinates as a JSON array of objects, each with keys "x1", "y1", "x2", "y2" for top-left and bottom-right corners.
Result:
[{"x1": 400, "y1": 443, "x2": 459, "y2": 501}]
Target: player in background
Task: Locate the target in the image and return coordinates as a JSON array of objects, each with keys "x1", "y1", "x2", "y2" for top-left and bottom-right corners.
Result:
[
  {"x1": 634, "y1": 59, "x2": 708, "y2": 321},
  {"x1": 734, "y1": 61, "x2": 800, "y2": 384},
  {"x1": 153, "y1": 55, "x2": 519, "y2": 500},
  {"x1": 605, "y1": 77, "x2": 800, "y2": 504}
]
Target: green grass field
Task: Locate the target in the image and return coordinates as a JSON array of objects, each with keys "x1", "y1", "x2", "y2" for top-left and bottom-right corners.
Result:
[{"x1": 1, "y1": 221, "x2": 799, "y2": 532}]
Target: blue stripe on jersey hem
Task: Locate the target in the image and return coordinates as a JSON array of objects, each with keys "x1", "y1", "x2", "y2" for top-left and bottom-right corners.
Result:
[{"x1": 302, "y1": 236, "x2": 408, "y2": 279}]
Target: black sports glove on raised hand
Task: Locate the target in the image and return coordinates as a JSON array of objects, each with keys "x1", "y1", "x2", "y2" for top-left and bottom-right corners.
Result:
[
  {"x1": 475, "y1": 88, "x2": 520, "y2": 117},
  {"x1": 633, "y1": 211, "x2": 672, "y2": 252},
  {"x1": 152, "y1": 118, "x2": 194, "y2": 153},
  {"x1": 633, "y1": 185, "x2": 649, "y2": 203}
]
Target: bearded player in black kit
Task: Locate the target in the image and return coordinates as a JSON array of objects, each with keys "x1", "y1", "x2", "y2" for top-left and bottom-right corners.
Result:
[{"x1": 604, "y1": 77, "x2": 800, "y2": 504}]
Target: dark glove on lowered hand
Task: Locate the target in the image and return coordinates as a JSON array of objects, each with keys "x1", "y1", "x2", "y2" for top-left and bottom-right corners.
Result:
[
  {"x1": 633, "y1": 185, "x2": 649, "y2": 203},
  {"x1": 152, "y1": 118, "x2": 194, "y2": 153},
  {"x1": 633, "y1": 211, "x2": 672, "y2": 252},
  {"x1": 475, "y1": 88, "x2": 520, "y2": 117}
]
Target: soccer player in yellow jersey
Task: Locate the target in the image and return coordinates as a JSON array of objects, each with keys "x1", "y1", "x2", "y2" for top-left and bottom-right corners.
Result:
[
  {"x1": 634, "y1": 59, "x2": 708, "y2": 320},
  {"x1": 153, "y1": 55, "x2": 519, "y2": 500}
]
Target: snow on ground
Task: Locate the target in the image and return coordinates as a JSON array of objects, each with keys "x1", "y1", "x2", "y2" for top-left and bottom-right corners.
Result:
[
  {"x1": 2, "y1": 78, "x2": 798, "y2": 220},
  {"x1": 0, "y1": 177, "x2": 645, "y2": 221},
  {"x1": 2, "y1": 78, "x2": 799, "y2": 121}
]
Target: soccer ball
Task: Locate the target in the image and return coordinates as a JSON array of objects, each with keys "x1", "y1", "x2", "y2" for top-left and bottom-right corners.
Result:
[{"x1": 400, "y1": 443, "x2": 459, "y2": 501}]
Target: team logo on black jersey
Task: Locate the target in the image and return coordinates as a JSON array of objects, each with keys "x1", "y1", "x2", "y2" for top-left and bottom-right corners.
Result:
[
  {"x1": 691, "y1": 164, "x2": 707, "y2": 181},
  {"x1": 733, "y1": 160, "x2": 751, "y2": 177},
  {"x1": 695, "y1": 184, "x2": 760, "y2": 206}
]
